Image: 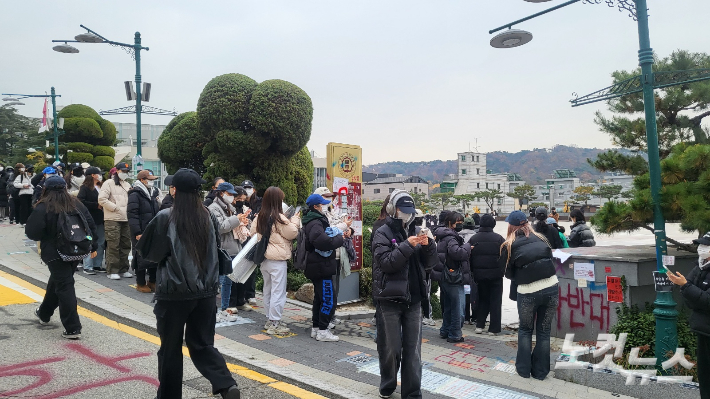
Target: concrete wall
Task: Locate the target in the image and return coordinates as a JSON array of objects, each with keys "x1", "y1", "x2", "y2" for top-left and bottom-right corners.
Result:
[{"x1": 362, "y1": 182, "x2": 428, "y2": 201}]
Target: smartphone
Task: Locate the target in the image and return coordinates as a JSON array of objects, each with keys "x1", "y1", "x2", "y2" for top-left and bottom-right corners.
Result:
[{"x1": 419, "y1": 227, "x2": 430, "y2": 237}]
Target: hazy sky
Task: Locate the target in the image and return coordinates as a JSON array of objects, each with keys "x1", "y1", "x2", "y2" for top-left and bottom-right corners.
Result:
[{"x1": 2, "y1": 1, "x2": 708, "y2": 164}]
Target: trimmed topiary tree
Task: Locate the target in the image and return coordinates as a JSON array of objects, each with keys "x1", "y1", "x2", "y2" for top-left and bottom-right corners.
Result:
[
  {"x1": 92, "y1": 155, "x2": 115, "y2": 172},
  {"x1": 56, "y1": 104, "x2": 117, "y2": 166},
  {"x1": 67, "y1": 152, "x2": 94, "y2": 164},
  {"x1": 157, "y1": 112, "x2": 206, "y2": 175},
  {"x1": 91, "y1": 145, "x2": 116, "y2": 158}
]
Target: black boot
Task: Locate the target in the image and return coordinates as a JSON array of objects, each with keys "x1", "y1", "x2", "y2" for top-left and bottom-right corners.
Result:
[{"x1": 221, "y1": 385, "x2": 240, "y2": 399}]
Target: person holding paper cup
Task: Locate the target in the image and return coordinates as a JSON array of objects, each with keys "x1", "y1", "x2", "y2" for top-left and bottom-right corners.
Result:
[{"x1": 667, "y1": 231, "x2": 710, "y2": 399}]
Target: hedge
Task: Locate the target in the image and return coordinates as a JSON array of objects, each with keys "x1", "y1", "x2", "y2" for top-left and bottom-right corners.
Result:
[
  {"x1": 92, "y1": 156, "x2": 115, "y2": 172},
  {"x1": 66, "y1": 142, "x2": 94, "y2": 154},
  {"x1": 67, "y1": 152, "x2": 94, "y2": 164},
  {"x1": 62, "y1": 118, "x2": 103, "y2": 141},
  {"x1": 57, "y1": 104, "x2": 102, "y2": 122},
  {"x1": 97, "y1": 119, "x2": 117, "y2": 146},
  {"x1": 91, "y1": 145, "x2": 115, "y2": 158}
]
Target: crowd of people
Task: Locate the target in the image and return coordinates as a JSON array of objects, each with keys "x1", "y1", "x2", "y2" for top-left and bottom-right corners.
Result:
[{"x1": 8, "y1": 161, "x2": 710, "y2": 399}]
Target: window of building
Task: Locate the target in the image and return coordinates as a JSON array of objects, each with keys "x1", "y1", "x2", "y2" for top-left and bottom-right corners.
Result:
[
  {"x1": 477, "y1": 183, "x2": 480, "y2": 188},
  {"x1": 476, "y1": 156, "x2": 480, "y2": 162},
  {"x1": 461, "y1": 169, "x2": 466, "y2": 175},
  {"x1": 389, "y1": 188, "x2": 395, "y2": 193},
  {"x1": 413, "y1": 187, "x2": 418, "y2": 193},
  {"x1": 485, "y1": 183, "x2": 489, "y2": 189},
  {"x1": 476, "y1": 168, "x2": 480, "y2": 175},
  {"x1": 497, "y1": 183, "x2": 501, "y2": 189},
  {"x1": 374, "y1": 189, "x2": 380, "y2": 194},
  {"x1": 461, "y1": 155, "x2": 466, "y2": 161},
  {"x1": 497, "y1": 199, "x2": 502, "y2": 205}
]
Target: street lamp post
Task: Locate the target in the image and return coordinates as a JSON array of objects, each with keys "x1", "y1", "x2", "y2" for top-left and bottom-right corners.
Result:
[
  {"x1": 52, "y1": 25, "x2": 149, "y2": 169},
  {"x1": 489, "y1": 0, "x2": 710, "y2": 369},
  {"x1": 2, "y1": 88, "x2": 63, "y2": 162}
]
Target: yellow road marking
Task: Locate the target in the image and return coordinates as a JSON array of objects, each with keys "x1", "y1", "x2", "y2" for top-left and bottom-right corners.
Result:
[
  {"x1": 0, "y1": 284, "x2": 35, "y2": 306},
  {"x1": 0, "y1": 270, "x2": 327, "y2": 399}
]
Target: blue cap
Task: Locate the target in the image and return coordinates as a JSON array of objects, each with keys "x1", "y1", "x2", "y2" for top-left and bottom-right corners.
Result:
[
  {"x1": 216, "y1": 182, "x2": 238, "y2": 195},
  {"x1": 546, "y1": 217, "x2": 557, "y2": 225},
  {"x1": 42, "y1": 166, "x2": 57, "y2": 175},
  {"x1": 505, "y1": 210, "x2": 528, "y2": 226},
  {"x1": 306, "y1": 193, "x2": 331, "y2": 207}
]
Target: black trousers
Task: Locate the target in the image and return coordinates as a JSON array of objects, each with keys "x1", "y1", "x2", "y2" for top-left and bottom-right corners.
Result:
[
  {"x1": 136, "y1": 267, "x2": 156, "y2": 285},
  {"x1": 476, "y1": 278, "x2": 504, "y2": 333},
  {"x1": 229, "y1": 271, "x2": 256, "y2": 308},
  {"x1": 311, "y1": 278, "x2": 336, "y2": 330},
  {"x1": 154, "y1": 296, "x2": 236, "y2": 398},
  {"x1": 38, "y1": 260, "x2": 81, "y2": 333},
  {"x1": 699, "y1": 333, "x2": 710, "y2": 399},
  {"x1": 464, "y1": 287, "x2": 479, "y2": 323},
  {"x1": 9, "y1": 196, "x2": 18, "y2": 223},
  {"x1": 245, "y1": 270, "x2": 256, "y2": 299},
  {"x1": 17, "y1": 194, "x2": 32, "y2": 224}
]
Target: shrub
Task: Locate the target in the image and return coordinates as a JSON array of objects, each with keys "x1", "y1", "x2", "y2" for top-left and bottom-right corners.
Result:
[
  {"x1": 359, "y1": 266, "x2": 373, "y2": 302},
  {"x1": 430, "y1": 280, "x2": 442, "y2": 319},
  {"x1": 66, "y1": 142, "x2": 94, "y2": 154},
  {"x1": 67, "y1": 152, "x2": 93, "y2": 164},
  {"x1": 97, "y1": 119, "x2": 117, "y2": 146},
  {"x1": 91, "y1": 145, "x2": 115, "y2": 158},
  {"x1": 57, "y1": 104, "x2": 101, "y2": 122},
  {"x1": 92, "y1": 155, "x2": 115, "y2": 172},
  {"x1": 63, "y1": 118, "x2": 103, "y2": 141},
  {"x1": 287, "y1": 269, "x2": 310, "y2": 292},
  {"x1": 363, "y1": 204, "x2": 382, "y2": 226}
]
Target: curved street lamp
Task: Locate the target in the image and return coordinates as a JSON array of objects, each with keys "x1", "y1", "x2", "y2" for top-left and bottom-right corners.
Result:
[
  {"x1": 489, "y1": 0, "x2": 710, "y2": 371},
  {"x1": 52, "y1": 24, "x2": 149, "y2": 169}
]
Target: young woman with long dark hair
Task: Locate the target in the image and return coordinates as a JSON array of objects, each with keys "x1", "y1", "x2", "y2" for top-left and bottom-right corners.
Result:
[
  {"x1": 26, "y1": 176, "x2": 97, "y2": 339},
  {"x1": 137, "y1": 168, "x2": 240, "y2": 399},
  {"x1": 501, "y1": 210, "x2": 558, "y2": 380},
  {"x1": 78, "y1": 167, "x2": 105, "y2": 274},
  {"x1": 249, "y1": 186, "x2": 300, "y2": 335}
]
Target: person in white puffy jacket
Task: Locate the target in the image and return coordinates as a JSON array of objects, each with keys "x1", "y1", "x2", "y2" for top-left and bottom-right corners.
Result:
[
  {"x1": 98, "y1": 162, "x2": 132, "y2": 280},
  {"x1": 12, "y1": 163, "x2": 34, "y2": 225}
]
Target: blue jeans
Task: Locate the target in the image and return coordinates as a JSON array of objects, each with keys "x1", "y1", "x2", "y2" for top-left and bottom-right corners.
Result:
[
  {"x1": 83, "y1": 223, "x2": 105, "y2": 271},
  {"x1": 219, "y1": 275, "x2": 232, "y2": 311},
  {"x1": 516, "y1": 284, "x2": 559, "y2": 380},
  {"x1": 376, "y1": 300, "x2": 423, "y2": 399},
  {"x1": 439, "y1": 281, "x2": 465, "y2": 340}
]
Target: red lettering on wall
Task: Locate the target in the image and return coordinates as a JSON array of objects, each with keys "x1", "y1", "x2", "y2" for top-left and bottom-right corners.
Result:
[{"x1": 557, "y1": 282, "x2": 610, "y2": 331}]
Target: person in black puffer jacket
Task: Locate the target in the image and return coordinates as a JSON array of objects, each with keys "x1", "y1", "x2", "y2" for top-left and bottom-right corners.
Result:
[
  {"x1": 127, "y1": 170, "x2": 161, "y2": 293},
  {"x1": 0, "y1": 165, "x2": 9, "y2": 220},
  {"x1": 568, "y1": 209, "x2": 596, "y2": 247},
  {"x1": 302, "y1": 194, "x2": 346, "y2": 342},
  {"x1": 77, "y1": 167, "x2": 106, "y2": 274},
  {"x1": 26, "y1": 176, "x2": 97, "y2": 340},
  {"x1": 372, "y1": 190, "x2": 437, "y2": 399},
  {"x1": 501, "y1": 211, "x2": 558, "y2": 381},
  {"x1": 431, "y1": 211, "x2": 471, "y2": 343},
  {"x1": 533, "y1": 206, "x2": 562, "y2": 249},
  {"x1": 667, "y1": 232, "x2": 710, "y2": 399},
  {"x1": 137, "y1": 168, "x2": 240, "y2": 399},
  {"x1": 469, "y1": 214, "x2": 505, "y2": 334}
]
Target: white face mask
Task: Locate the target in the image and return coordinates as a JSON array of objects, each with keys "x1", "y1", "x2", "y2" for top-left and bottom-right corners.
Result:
[
  {"x1": 699, "y1": 245, "x2": 710, "y2": 268},
  {"x1": 0, "y1": 167, "x2": 3, "y2": 172},
  {"x1": 19, "y1": 168, "x2": 25, "y2": 172},
  {"x1": 396, "y1": 210, "x2": 414, "y2": 225},
  {"x1": 118, "y1": 172, "x2": 129, "y2": 180},
  {"x1": 245, "y1": 188, "x2": 254, "y2": 197},
  {"x1": 223, "y1": 194, "x2": 234, "y2": 204},
  {"x1": 146, "y1": 180, "x2": 154, "y2": 188},
  {"x1": 96, "y1": 174, "x2": 103, "y2": 182}
]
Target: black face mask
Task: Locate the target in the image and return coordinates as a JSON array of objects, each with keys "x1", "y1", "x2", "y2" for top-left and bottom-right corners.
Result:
[
  {"x1": 454, "y1": 223, "x2": 463, "y2": 232},
  {"x1": 234, "y1": 201, "x2": 245, "y2": 211}
]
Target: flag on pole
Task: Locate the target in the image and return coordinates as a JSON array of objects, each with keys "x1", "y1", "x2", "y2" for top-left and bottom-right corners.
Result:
[{"x1": 38, "y1": 98, "x2": 49, "y2": 133}]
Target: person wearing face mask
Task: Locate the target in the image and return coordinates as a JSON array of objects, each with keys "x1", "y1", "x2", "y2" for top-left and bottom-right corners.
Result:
[
  {"x1": 431, "y1": 212, "x2": 472, "y2": 343},
  {"x1": 208, "y1": 182, "x2": 251, "y2": 321},
  {"x1": 12, "y1": 162, "x2": 34, "y2": 226},
  {"x1": 0, "y1": 164, "x2": 9, "y2": 222},
  {"x1": 226, "y1": 185, "x2": 255, "y2": 311},
  {"x1": 667, "y1": 232, "x2": 710, "y2": 398},
  {"x1": 302, "y1": 194, "x2": 347, "y2": 342},
  {"x1": 65, "y1": 163, "x2": 86, "y2": 196},
  {"x1": 5, "y1": 166, "x2": 18, "y2": 224},
  {"x1": 241, "y1": 179, "x2": 261, "y2": 305},
  {"x1": 99, "y1": 162, "x2": 133, "y2": 280},
  {"x1": 203, "y1": 177, "x2": 225, "y2": 207},
  {"x1": 372, "y1": 189, "x2": 438, "y2": 399},
  {"x1": 127, "y1": 170, "x2": 161, "y2": 292},
  {"x1": 78, "y1": 167, "x2": 106, "y2": 274}
]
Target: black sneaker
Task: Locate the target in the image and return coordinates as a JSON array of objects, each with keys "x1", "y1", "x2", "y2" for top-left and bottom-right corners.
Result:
[
  {"x1": 447, "y1": 337, "x2": 465, "y2": 343},
  {"x1": 62, "y1": 330, "x2": 81, "y2": 340},
  {"x1": 220, "y1": 385, "x2": 240, "y2": 399},
  {"x1": 35, "y1": 307, "x2": 50, "y2": 325},
  {"x1": 83, "y1": 269, "x2": 96, "y2": 275},
  {"x1": 93, "y1": 268, "x2": 107, "y2": 273}
]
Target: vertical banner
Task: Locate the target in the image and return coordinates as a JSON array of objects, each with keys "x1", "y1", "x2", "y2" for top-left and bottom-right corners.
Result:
[{"x1": 327, "y1": 143, "x2": 363, "y2": 271}]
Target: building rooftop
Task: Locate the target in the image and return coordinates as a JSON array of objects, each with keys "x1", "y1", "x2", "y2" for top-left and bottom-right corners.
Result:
[{"x1": 366, "y1": 175, "x2": 428, "y2": 185}]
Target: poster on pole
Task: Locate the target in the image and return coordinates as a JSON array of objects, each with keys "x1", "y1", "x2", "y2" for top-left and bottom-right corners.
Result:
[{"x1": 326, "y1": 143, "x2": 363, "y2": 271}]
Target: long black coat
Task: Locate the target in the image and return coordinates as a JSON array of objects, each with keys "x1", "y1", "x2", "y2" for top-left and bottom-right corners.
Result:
[
  {"x1": 0, "y1": 171, "x2": 9, "y2": 207},
  {"x1": 468, "y1": 226, "x2": 505, "y2": 281},
  {"x1": 680, "y1": 265, "x2": 710, "y2": 337},
  {"x1": 78, "y1": 184, "x2": 104, "y2": 225},
  {"x1": 302, "y1": 211, "x2": 344, "y2": 280},
  {"x1": 127, "y1": 187, "x2": 160, "y2": 238}
]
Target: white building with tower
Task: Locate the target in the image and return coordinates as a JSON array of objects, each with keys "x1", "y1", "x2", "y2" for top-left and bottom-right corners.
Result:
[{"x1": 441, "y1": 151, "x2": 524, "y2": 214}]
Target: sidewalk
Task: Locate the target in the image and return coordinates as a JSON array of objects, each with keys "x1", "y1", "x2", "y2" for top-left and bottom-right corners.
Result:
[{"x1": 0, "y1": 222, "x2": 635, "y2": 399}]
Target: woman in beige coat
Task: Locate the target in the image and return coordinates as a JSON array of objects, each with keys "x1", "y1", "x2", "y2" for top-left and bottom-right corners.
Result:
[
  {"x1": 98, "y1": 162, "x2": 133, "y2": 280},
  {"x1": 250, "y1": 186, "x2": 299, "y2": 335}
]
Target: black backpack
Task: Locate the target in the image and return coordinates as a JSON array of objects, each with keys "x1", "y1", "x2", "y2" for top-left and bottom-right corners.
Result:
[
  {"x1": 292, "y1": 227, "x2": 308, "y2": 271},
  {"x1": 6, "y1": 174, "x2": 18, "y2": 197},
  {"x1": 56, "y1": 210, "x2": 93, "y2": 261}
]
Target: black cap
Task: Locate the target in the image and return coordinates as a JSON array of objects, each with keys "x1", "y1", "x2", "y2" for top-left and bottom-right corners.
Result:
[
  {"x1": 694, "y1": 232, "x2": 710, "y2": 246},
  {"x1": 114, "y1": 162, "x2": 130, "y2": 172},
  {"x1": 172, "y1": 168, "x2": 206, "y2": 192},
  {"x1": 44, "y1": 176, "x2": 67, "y2": 191},
  {"x1": 164, "y1": 175, "x2": 174, "y2": 187},
  {"x1": 241, "y1": 180, "x2": 254, "y2": 188},
  {"x1": 395, "y1": 196, "x2": 416, "y2": 214},
  {"x1": 85, "y1": 167, "x2": 101, "y2": 176},
  {"x1": 70, "y1": 162, "x2": 82, "y2": 171}
]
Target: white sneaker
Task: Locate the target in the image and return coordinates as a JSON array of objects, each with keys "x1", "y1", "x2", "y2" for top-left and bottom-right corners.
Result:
[
  {"x1": 107, "y1": 274, "x2": 121, "y2": 280},
  {"x1": 226, "y1": 307, "x2": 239, "y2": 314},
  {"x1": 316, "y1": 329, "x2": 339, "y2": 342},
  {"x1": 216, "y1": 310, "x2": 238, "y2": 323},
  {"x1": 422, "y1": 318, "x2": 437, "y2": 326},
  {"x1": 121, "y1": 272, "x2": 133, "y2": 278},
  {"x1": 237, "y1": 304, "x2": 253, "y2": 311},
  {"x1": 475, "y1": 328, "x2": 484, "y2": 334},
  {"x1": 266, "y1": 321, "x2": 290, "y2": 335},
  {"x1": 311, "y1": 328, "x2": 318, "y2": 338},
  {"x1": 248, "y1": 298, "x2": 257, "y2": 305},
  {"x1": 332, "y1": 317, "x2": 343, "y2": 325}
]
